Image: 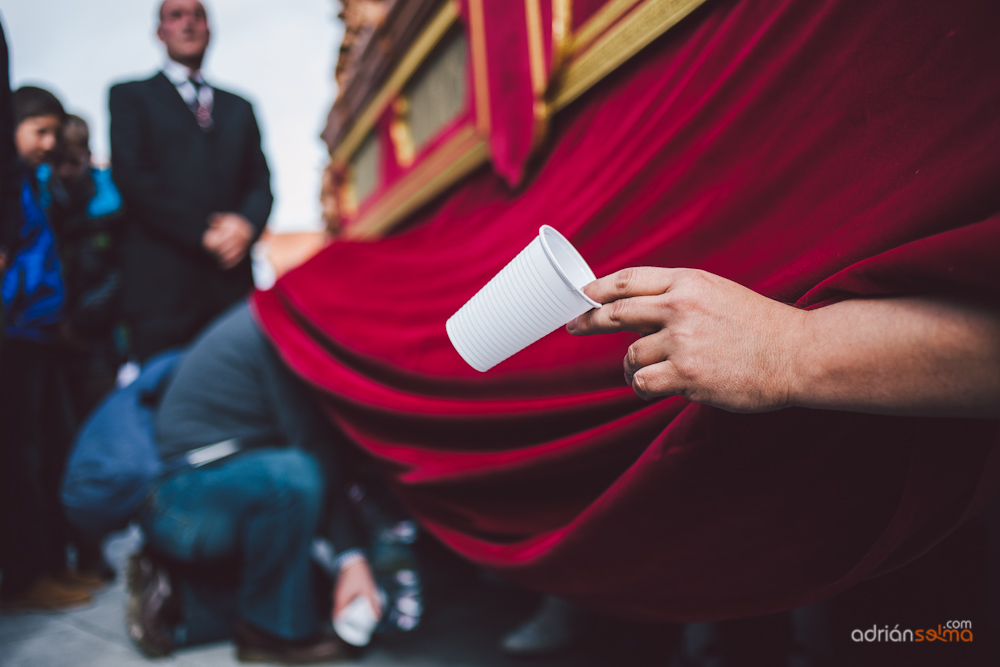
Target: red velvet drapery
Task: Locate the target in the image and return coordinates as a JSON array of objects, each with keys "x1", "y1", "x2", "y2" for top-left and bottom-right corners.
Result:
[{"x1": 254, "y1": 0, "x2": 1000, "y2": 621}]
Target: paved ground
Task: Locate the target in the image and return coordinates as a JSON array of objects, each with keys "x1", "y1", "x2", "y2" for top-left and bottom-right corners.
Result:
[{"x1": 0, "y1": 528, "x2": 676, "y2": 667}]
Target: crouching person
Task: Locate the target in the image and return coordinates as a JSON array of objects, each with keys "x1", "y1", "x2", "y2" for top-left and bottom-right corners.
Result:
[{"x1": 126, "y1": 301, "x2": 381, "y2": 663}]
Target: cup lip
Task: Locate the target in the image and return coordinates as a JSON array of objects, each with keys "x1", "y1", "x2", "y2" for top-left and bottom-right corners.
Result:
[{"x1": 538, "y1": 225, "x2": 601, "y2": 308}]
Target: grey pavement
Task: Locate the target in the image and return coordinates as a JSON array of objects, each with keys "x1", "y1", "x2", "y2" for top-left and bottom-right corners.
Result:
[{"x1": 0, "y1": 529, "x2": 675, "y2": 667}]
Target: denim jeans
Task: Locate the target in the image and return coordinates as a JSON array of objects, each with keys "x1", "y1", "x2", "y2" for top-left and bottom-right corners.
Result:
[{"x1": 139, "y1": 447, "x2": 325, "y2": 643}]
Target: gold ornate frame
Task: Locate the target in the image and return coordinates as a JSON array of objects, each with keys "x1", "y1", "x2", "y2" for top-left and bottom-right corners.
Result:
[{"x1": 336, "y1": 0, "x2": 708, "y2": 240}]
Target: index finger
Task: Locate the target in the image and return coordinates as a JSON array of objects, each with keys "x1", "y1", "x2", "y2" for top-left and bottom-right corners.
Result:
[{"x1": 583, "y1": 267, "x2": 681, "y2": 304}]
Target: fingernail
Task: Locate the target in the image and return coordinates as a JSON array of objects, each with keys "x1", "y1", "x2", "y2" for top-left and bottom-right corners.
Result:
[{"x1": 566, "y1": 319, "x2": 577, "y2": 332}]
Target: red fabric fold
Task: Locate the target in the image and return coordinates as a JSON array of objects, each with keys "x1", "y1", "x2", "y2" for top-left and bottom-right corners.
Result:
[{"x1": 254, "y1": 0, "x2": 1000, "y2": 620}]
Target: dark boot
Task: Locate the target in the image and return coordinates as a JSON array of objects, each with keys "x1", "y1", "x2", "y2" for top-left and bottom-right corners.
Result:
[
  {"x1": 234, "y1": 619, "x2": 352, "y2": 664},
  {"x1": 125, "y1": 550, "x2": 179, "y2": 657}
]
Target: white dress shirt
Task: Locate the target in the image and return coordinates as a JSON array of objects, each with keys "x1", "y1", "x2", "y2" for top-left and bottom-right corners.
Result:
[{"x1": 162, "y1": 59, "x2": 214, "y2": 113}]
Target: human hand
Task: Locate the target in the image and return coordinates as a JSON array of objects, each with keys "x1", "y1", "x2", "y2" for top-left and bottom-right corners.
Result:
[
  {"x1": 333, "y1": 558, "x2": 382, "y2": 622},
  {"x1": 566, "y1": 267, "x2": 806, "y2": 413},
  {"x1": 202, "y1": 213, "x2": 254, "y2": 269}
]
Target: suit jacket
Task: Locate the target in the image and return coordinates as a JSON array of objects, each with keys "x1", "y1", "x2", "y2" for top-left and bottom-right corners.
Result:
[{"x1": 109, "y1": 72, "x2": 272, "y2": 358}]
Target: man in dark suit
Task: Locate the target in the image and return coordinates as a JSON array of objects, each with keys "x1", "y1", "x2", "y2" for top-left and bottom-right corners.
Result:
[{"x1": 110, "y1": 0, "x2": 272, "y2": 361}]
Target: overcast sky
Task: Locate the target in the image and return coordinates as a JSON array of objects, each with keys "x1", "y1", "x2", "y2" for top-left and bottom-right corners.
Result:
[{"x1": 3, "y1": 0, "x2": 344, "y2": 233}]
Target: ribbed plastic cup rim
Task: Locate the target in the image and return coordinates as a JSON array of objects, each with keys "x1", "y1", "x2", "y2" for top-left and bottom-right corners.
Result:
[{"x1": 537, "y1": 225, "x2": 601, "y2": 309}]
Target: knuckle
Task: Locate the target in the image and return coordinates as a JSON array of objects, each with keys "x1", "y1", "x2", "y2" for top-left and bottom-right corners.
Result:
[
  {"x1": 672, "y1": 355, "x2": 698, "y2": 382},
  {"x1": 615, "y1": 267, "x2": 636, "y2": 295},
  {"x1": 668, "y1": 293, "x2": 692, "y2": 312},
  {"x1": 675, "y1": 268, "x2": 706, "y2": 293},
  {"x1": 626, "y1": 344, "x2": 641, "y2": 369},
  {"x1": 671, "y1": 267, "x2": 694, "y2": 285},
  {"x1": 608, "y1": 299, "x2": 629, "y2": 324}
]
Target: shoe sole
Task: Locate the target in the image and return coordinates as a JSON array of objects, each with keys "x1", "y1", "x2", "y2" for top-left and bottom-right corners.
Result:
[
  {"x1": 0, "y1": 596, "x2": 93, "y2": 613},
  {"x1": 56, "y1": 579, "x2": 109, "y2": 593},
  {"x1": 0, "y1": 578, "x2": 93, "y2": 612}
]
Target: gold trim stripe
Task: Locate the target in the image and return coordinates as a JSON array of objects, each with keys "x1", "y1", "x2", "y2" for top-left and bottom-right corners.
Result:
[
  {"x1": 570, "y1": 0, "x2": 639, "y2": 55},
  {"x1": 552, "y1": 0, "x2": 708, "y2": 111},
  {"x1": 345, "y1": 124, "x2": 490, "y2": 239},
  {"x1": 550, "y1": 0, "x2": 573, "y2": 77},
  {"x1": 333, "y1": 1, "x2": 460, "y2": 164},
  {"x1": 467, "y1": 0, "x2": 492, "y2": 136},
  {"x1": 525, "y1": 0, "x2": 547, "y2": 97},
  {"x1": 525, "y1": 0, "x2": 551, "y2": 154}
]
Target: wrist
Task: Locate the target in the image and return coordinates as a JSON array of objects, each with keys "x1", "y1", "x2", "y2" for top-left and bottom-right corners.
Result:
[
  {"x1": 334, "y1": 549, "x2": 367, "y2": 573},
  {"x1": 782, "y1": 300, "x2": 873, "y2": 413},
  {"x1": 777, "y1": 305, "x2": 813, "y2": 411}
]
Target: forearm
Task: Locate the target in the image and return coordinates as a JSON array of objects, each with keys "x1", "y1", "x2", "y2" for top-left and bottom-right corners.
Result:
[{"x1": 788, "y1": 297, "x2": 1000, "y2": 418}]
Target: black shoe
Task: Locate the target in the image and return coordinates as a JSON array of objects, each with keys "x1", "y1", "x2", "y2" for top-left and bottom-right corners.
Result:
[
  {"x1": 235, "y1": 620, "x2": 352, "y2": 664},
  {"x1": 125, "y1": 550, "x2": 179, "y2": 657},
  {"x1": 500, "y1": 596, "x2": 588, "y2": 657}
]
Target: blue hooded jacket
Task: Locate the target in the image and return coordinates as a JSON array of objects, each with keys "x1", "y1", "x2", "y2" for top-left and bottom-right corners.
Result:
[{"x1": 1, "y1": 172, "x2": 64, "y2": 342}]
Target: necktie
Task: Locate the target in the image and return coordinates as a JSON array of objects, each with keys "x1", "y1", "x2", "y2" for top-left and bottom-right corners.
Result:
[{"x1": 188, "y1": 77, "x2": 213, "y2": 131}]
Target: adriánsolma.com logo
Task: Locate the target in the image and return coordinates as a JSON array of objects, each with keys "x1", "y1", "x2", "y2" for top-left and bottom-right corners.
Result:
[{"x1": 851, "y1": 620, "x2": 974, "y2": 644}]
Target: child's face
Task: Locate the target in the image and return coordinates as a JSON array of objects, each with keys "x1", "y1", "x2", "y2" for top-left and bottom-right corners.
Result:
[
  {"x1": 15, "y1": 115, "x2": 61, "y2": 168},
  {"x1": 56, "y1": 145, "x2": 91, "y2": 184}
]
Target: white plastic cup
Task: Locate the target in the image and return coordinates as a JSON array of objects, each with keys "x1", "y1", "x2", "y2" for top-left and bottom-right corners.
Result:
[
  {"x1": 334, "y1": 592, "x2": 383, "y2": 647},
  {"x1": 447, "y1": 225, "x2": 600, "y2": 372}
]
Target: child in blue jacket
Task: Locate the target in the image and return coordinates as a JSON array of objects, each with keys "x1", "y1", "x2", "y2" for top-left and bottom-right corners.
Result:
[{"x1": 0, "y1": 86, "x2": 89, "y2": 611}]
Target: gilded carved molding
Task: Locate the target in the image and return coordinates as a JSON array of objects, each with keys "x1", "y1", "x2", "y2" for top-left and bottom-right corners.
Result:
[{"x1": 329, "y1": 0, "x2": 708, "y2": 240}]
